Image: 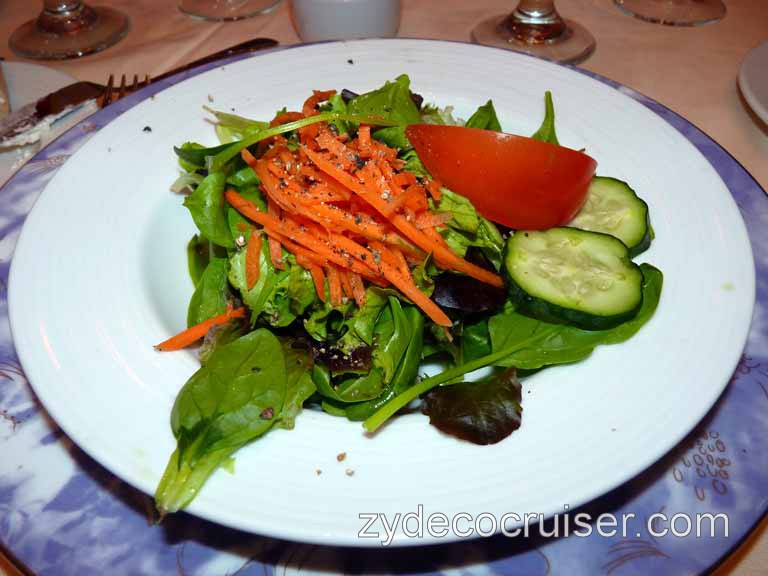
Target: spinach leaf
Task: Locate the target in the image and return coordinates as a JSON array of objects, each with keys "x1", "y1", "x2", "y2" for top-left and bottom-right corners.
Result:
[
  {"x1": 205, "y1": 107, "x2": 269, "y2": 143},
  {"x1": 400, "y1": 149, "x2": 430, "y2": 179},
  {"x1": 433, "y1": 188, "x2": 504, "y2": 267},
  {"x1": 348, "y1": 74, "x2": 422, "y2": 150},
  {"x1": 324, "y1": 93, "x2": 350, "y2": 136},
  {"x1": 175, "y1": 142, "x2": 232, "y2": 169},
  {"x1": 462, "y1": 318, "x2": 491, "y2": 362},
  {"x1": 344, "y1": 306, "x2": 425, "y2": 421},
  {"x1": 364, "y1": 265, "x2": 662, "y2": 432},
  {"x1": 347, "y1": 74, "x2": 422, "y2": 126},
  {"x1": 183, "y1": 172, "x2": 233, "y2": 248},
  {"x1": 304, "y1": 300, "x2": 351, "y2": 342},
  {"x1": 434, "y1": 187, "x2": 480, "y2": 233},
  {"x1": 155, "y1": 329, "x2": 286, "y2": 514},
  {"x1": 277, "y1": 339, "x2": 316, "y2": 430},
  {"x1": 187, "y1": 234, "x2": 210, "y2": 287},
  {"x1": 333, "y1": 288, "x2": 389, "y2": 352},
  {"x1": 419, "y1": 103, "x2": 461, "y2": 126},
  {"x1": 531, "y1": 91, "x2": 559, "y2": 146},
  {"x1": 372, "y1": 298, "x2": 410, "y2": 382},
  {"x1": 187, "y1": 257, "x2": 230, "y2": 327},
  {"x1": 313, "y1": 297, "x2": 417, "y2": 406},
  {"x1": 226, "y1": 166, "x2": 260, "y2": 187},
  {"x1": 198, "y1": 322, "x2": 246, "y2": 365},
  {"x1": 261, "y1": 262, "x2": 317, "y2": 328},
  {"x1": 465, "y1": 100, "x2": 502, "y2": 132},
  {"x1": 489, "y1": 264, "x2": 663, "y2": 369},
  {"x1": 422, "y1": 368, "x2": 522, "y2": 445},
  {"x1": 228, "y1": 238, "x2": 282, "y2": 322}
]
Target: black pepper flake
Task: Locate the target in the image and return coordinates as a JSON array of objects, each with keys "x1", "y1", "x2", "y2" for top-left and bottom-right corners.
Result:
[
  {"x1": 260, "y1": 407, "x2": 274, "y2": 420},
  {"x1": 347, "y1": 58, "x2": 354, "y2": 65},
  {"x1": 142, "y1": 126, "x2": 152, "y2": 133}
]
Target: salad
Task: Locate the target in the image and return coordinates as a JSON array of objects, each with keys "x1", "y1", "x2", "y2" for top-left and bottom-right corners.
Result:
[{"x1": 153, "y1": 75, "x2": 663, "y2": 515}]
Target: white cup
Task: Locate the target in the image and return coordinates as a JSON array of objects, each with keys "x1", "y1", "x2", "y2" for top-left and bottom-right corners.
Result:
[{"x1": 290, "y1": 0, "x2": 401, "y2": 42}]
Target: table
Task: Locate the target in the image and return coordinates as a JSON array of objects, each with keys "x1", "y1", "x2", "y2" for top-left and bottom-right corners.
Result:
[{"x1": 0, "y1": 1, "x2": 766, "y2": 574}]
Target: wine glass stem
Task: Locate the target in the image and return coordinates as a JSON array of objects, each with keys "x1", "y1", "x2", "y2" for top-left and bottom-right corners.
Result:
[
  {"x1": 44, "y1": 1, "x2": 82, "y2": 11},
  {"x1": 505, "y1": 0, "x2": 567, "y2": 43},
  {"x1": 38, "y1": 1, "x2": 97, "y2": 35}
]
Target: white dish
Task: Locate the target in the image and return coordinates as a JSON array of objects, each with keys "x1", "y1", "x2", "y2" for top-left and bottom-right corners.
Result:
[
  {"x1": 739, "y1": 40, "x2": 768, "y2": 125},
  {"x1": 8, "y1": 40, "x2": 755, "y2": 546}
]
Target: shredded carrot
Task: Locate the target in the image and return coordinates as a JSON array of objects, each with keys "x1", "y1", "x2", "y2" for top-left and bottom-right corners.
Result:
[
  {"x1": 266, "y1": 198, "x2": 285, "y2": 269},
  {"x1": 415, "y1": 211, "x2": 453, "y2": 229},
  {"x1": 426, "y1": 179, "x2": 443, "y2": 201},
  {"x1": 221, "y1": 99, "x2": 507, "y2": 325},
  {"x1": 348, "y1": 272, "x2": 367, "y2": 308},
  {"x1": 245, "y1": 230, "x2": 262, "y2": 290},
  {"x1": 338, "y1": 268, "x2": 354, "y2": 302},
  {"x1": 309, "y1": 265, "x2": 326, "y2": 302},
  {"x1": 155, "y1": 306, "x2": 246, "y2": 351},
  {"x1": 270, "y1": 110, "x2": 304, "y2": 128},
  {"x1": 225, "y1": 190, "x2": 378, "y2": 278},
  {"x1": 326, "y1": 265, "x2": 343, "y2": 307}
]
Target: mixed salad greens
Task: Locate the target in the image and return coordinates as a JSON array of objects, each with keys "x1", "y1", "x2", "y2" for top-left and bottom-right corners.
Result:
[{"x1": 154, "y1": 75, "x2": 663, "y2": 515}]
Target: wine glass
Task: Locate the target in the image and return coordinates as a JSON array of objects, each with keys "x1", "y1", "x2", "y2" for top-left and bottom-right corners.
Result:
[
  {"x1": 613, "y1": 0, "x2": 725, "y2": 27},
  {"x1": 9, "y1": 1, "x2": 130, "y2": 60},
  {"x1": 471, "y1": 0, "x2": 595, "y2": 64},
  {"x1": 178, "y1": 0, "x2": 282, "y2": 21}
]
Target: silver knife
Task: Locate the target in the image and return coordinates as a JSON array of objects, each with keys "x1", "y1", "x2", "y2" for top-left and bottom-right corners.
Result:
[{"x1": 0, "y1": 37, "x2": 278, "y2": 149}]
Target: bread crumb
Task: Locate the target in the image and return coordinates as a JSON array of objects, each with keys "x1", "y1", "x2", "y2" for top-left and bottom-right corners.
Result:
[{"x1": 336, "y1": 452, "x2": 347, "y2": 462}]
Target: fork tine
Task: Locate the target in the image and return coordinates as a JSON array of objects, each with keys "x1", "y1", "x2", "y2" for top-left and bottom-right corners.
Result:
[
  {"x1": 118, "y1": 74, "x2": 127, "y2": 100},
  {"x1": 144, "y1": 74, "x2": 151, "y2": 87},
  {"x1": 132, "y1": 74, "x2": 138, "y2": 90},
  {"x1": 102, "y1": 74, "x2": 115, "y2": 107}
]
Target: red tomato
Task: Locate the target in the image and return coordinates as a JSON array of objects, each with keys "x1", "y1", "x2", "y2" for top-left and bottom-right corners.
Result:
[{"x1": 405, "y1": 125, "x2": 597, "y2": 230}]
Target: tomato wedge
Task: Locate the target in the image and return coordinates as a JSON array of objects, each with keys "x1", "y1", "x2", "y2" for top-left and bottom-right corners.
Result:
[{"x1": 406, "y1": 125, "x2": 597, "y2": 230}]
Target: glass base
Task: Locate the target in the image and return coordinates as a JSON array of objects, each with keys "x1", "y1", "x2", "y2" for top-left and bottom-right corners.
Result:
[
  {"x1": 471, "y1": 14, "x2": 595, "y2": 65},
  {"x1": 9, "y1": 5, "x2": 130, "y2": 60},
  {"x1": 178, "y1": 0, "x2": 282, "y2": 21},
  {"x1": 614, "y1": 0, "x2": 725, "y2": 26}
]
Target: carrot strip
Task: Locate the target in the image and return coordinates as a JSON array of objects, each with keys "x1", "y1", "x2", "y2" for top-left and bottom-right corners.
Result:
[
  {"x1": 155, "y1": 306, "x2": 246, "y2": 351},
  {"x1": 426, "y1": 179, "x2": 443, "y2": 201},
  {"x1": 326, "y1": 265, "x2": 343, "y2": 306},
  {"x1": 266, "y1": 198, "x2": 285, "y2": 269},
  {"x1": 245, "y1": 231, "x2": 262, "y2": 289},
  {"x1": 387, "y1": 183, "x2": 424, "y2": 214},
  {"x1": 309, "y1": 265, "x2": 326, "y2": 302},
  {"x1": 339, "y1": 268, "x2": 354, "y2": 302},
  {"x1": 348, "y1": 272, "x2": 367, "y2": 308},
  {"x1": 358, "y1": 125, "x2": 372, "y2": 156},
  {"x1": 302, "y1": 89, "x2": 336, "y2": 117},
  {"x1": 415, "y1": 211, "x2": 453, "y2": 229},
  {"x1": 270, "y1": 111, "x2": 304, "y2": 127},
  {"x1": 378, "y1": 254, "x2": 451, "y2": 326}
]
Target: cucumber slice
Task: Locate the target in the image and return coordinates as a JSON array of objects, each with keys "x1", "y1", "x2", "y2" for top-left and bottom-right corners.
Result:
[
  {"x1": 569, "y1": 177, "x2": 651, "y2": 257},
  {"x1": 504, "y1": 228, "x2": 644, "y2": 330}
]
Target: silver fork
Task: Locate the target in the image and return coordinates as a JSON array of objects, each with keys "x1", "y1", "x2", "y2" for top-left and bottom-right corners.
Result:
[{"x1": 99, "y1": 73, "x2": 152, "y2": 106}]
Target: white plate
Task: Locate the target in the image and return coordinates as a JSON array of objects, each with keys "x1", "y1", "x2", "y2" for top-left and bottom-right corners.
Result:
[
  {"x1": 739, "y1": 40, "x2": 768, "y2": 126},
  {"x1": 8, "y1": 40, "x2": 755, "y2": 546}
]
